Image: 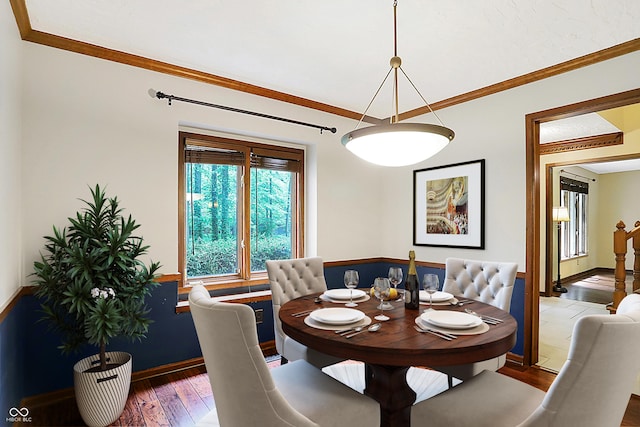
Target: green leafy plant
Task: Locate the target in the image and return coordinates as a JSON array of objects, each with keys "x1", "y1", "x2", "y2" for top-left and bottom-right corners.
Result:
[{"x1": 33, "y1": 184, "x2": 161, "y2": 371}]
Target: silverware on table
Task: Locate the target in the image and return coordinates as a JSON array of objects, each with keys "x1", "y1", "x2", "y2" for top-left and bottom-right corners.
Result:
[
  {"x1": 345, "y1": 328, "x2": 367, "y2": 338},
  {"x1": 422, "y1": 325, "x2": 457, "y2": 339},
  {"x1": 464, "y1": 308, "x2": 503, "y2": 324},
  {"x1": 336, "y1": 326, "x2": 362, "y2": 335},
  {"x1": 291, "y1": 309, "x2": 315, "y2": 317},
  {"x1": 414, "y1": 325, "x2": 457, "y2": 340}
]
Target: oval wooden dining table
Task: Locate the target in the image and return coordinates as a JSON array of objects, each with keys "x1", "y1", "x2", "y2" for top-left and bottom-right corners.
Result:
[{"x1": 280, "y1": 292, "x2": 517, "y2": 427}]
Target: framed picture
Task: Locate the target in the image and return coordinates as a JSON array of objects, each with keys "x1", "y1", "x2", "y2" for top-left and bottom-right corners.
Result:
[{"x1": 413, "y1": 159, "x2": 485, "y2": 248}]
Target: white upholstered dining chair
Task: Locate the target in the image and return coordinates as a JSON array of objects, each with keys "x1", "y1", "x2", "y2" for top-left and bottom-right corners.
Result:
[
  {"x1": 411, "y1": 293, "x2": 640, "y2": 427},
  {"x1": 266, "y1": 257, "x2": 343, "y2": 368},
  {"x1": 189, "y1": 284, "x2": 380, "y2": 427},
  {"x1": 437, "y1": 257, "x2": 518, "y2": 387}
]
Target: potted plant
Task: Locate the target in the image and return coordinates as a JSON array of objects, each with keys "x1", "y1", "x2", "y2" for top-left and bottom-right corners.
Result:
[{"x1": 32, "y1": 184, "x2": 161, "y2": 427}]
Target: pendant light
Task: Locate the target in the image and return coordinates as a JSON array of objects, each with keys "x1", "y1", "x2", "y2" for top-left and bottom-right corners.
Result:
[{"x1": 341, "y1": 0, "x2": 455, "y2": 167}]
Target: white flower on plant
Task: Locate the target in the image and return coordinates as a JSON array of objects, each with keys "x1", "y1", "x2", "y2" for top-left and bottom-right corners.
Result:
[{"x1": 91, "y1": 287, "x2": 117, "y2": 300}]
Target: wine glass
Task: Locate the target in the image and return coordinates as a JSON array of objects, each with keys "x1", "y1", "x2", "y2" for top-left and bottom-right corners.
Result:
[
  {"x1": 388, "y1": 267, "x2": 403, "y2": 301},
  {"x1": 373, "y1": 277, "x2": 391, "y2": 321},
  {"x1": 343, "y1": 270, "x2": 359, "y2": 307},
  {"x1": 422, "y1": 274, "x2": 439, "y2": 312}
]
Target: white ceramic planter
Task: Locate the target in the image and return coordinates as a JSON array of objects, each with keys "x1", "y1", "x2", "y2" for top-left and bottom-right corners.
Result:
[{"x1": 73, "y1": 351, "x2": 132, "y2": 427}]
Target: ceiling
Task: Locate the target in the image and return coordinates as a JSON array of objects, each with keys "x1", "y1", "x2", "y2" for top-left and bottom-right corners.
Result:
[
  {"x1": 539, "y1": 113, "x2": 622, "y2": 144},
  {"x1": 21, "y1": 0, "x2": 640, "y2": 120},
  {"x1": 580, "y1": 158, "x2": 640, "y2": 174}
]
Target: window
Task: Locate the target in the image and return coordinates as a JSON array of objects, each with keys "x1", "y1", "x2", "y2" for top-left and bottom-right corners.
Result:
[
  {"x1": 178, "y1": 132, "x2": 304, "y2": 292},
  {"x1": 559, "y1": 176, "x2": 588, "y2": 259}
]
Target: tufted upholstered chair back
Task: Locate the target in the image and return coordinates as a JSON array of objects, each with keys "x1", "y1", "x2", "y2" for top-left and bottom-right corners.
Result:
[
  {"x1": 266, "y1": 257, "x2": 328, "y2": 356},
  {"x1": 442, "y1": 258, "x2": 518, "y2": 311},
  {"x1": 436, "y1": 258, "x2": 518, "y2": 386},
  {"x1": 189, "y1": 284, "x2": 313, "y2": 426}
]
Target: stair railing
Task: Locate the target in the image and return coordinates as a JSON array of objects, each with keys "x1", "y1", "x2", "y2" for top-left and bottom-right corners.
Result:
[{"x1": 610, "y1": 220, "x2": 640, "y2": 313}]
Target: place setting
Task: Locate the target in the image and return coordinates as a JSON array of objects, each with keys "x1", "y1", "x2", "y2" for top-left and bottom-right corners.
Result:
[
  {"x1": 319, "y1": 270, "x2": 371, "y2": 305},
  {"x1": 419, "y1": 290, "x2": 459, "y2": 307},
  {"x1": 303, "y1": 307, "x2": 372, "y2": 333},
  {"x1": 319, "y1": 288, "x2": 370, "y2": 304},
  {"x1": 418, "y1": 273, "x2": 462, "y2": 311},
  {"x1": 414, "y1": 309, "x2": 490, "y2": 337}
]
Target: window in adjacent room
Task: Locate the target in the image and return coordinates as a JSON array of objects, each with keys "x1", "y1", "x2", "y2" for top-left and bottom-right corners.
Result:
[
  {"x1": 559, "y1": 176, "x2": 588, "y2": 259},
  {"x1": 178, "y1": 132, "x2": 304, "y2": 293}
]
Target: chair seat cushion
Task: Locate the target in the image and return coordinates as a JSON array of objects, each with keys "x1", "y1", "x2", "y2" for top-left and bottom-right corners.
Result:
[
  {"x1": 195, "y1": 407, "x2": 220, "y2": 427},
  {"x1": 272, "y1": 360, "x2": 380, "y2": 426},
  {"x1": 283, "y1": 336, "x2": 344, "y2": 368},
  {"x1": 322, "y1": 362, "x2": 460, "y2": 404},
  {"x1": 411, "y1": 370, "x2": 545, "y2": 427},
  {"x1": 436, "y1": 354, "x2": 506, "y2": 381}
]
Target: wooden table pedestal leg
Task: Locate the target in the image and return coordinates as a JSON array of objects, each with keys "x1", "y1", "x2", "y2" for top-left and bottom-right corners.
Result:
[{"x1": 364, "y1": 364, "x2": 416, "y2": 427}]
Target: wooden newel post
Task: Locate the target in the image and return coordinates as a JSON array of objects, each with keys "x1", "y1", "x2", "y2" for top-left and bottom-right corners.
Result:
[{"x1": 613, "y1": 220, "x2": 628, "y2": 312}]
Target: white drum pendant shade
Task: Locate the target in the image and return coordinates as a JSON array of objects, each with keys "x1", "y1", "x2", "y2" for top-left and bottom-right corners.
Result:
[{"x1": 342, "y1": 123, "x2": 454, "y2": 167}]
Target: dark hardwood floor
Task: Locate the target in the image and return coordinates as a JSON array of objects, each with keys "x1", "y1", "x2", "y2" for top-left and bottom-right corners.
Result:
[
  {"x1": 554, "y1": 270, "x2": 634, "y2": 305},
  {"x1": 21, "y1": 359, "x2": 640, "y2": 426}
]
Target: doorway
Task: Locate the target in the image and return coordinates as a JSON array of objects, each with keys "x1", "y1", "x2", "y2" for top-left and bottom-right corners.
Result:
[{"x1": 524, "y1": 88, "x2": 640, "y2": 367}]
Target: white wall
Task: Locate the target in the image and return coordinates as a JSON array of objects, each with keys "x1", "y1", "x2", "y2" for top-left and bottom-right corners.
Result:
[
  {"x1": 598, "y1": 170, "x2": 640, "y2": 270},
  {"x1": 0, "y1": 2, "x2": 23, "y2": 308},
  {"x1": 382, "y1": 51, "x2": 640, "y2": 271},
  {"x1": 15, "y1": 31, "x2": 640, "y2": 294},
  {"x1": 19, "y1": 41, "x2": 383, "y2": 284}
]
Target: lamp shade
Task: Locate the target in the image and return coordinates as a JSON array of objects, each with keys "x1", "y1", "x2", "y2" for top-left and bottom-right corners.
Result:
[
  {"x1": 552, "y1": 206, "x2": 570, "y2": 222},
  {"x1": 341, "y1": 123, "x2": 454, "y2": 167}
]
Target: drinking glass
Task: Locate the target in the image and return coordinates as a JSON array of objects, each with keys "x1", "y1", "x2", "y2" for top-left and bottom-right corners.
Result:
[
  {"x1": 344, "y1": 270, "x2": 359, "y2": 307},
  {"x1": 422, "y1": 273, "x2": 439, "y2": 311},
  {"x1": 388, "y1": 267, "x2": 403, "y2": 301},
  {"x1": 373, "y1": 278, "x2": 391, "y2": 321}
]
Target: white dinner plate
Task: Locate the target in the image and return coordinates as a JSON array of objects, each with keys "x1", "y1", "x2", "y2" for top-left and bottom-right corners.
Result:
[
  {"x1": 324, "y1": 289, "x2": 367, "y2": 300},
  {"x1": 320, "y1": 293, "x2": 370, "y2": 304},
  {"x1": 309, "y1": 308, "x2": 365, "y2": 325},
  {"x1": 419, "y1": 290, "x2": 454, "y2": 303},
  {"x1": 420, "y1": 310, "x2": 482, "y2": 330}
]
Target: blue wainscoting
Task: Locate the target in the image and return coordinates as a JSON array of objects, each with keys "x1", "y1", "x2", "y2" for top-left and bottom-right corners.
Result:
[
  {"x1": 1, "y1": 260, "x2": 524, "y2": 404},
  {"x1": 6, "y1": 281, "x2": 274, "y2": 401},
  {"x1": 0, "y1": 294, "x2": 26, "y2": 420}
]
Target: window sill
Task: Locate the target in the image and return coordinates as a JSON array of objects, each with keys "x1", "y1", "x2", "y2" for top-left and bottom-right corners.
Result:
[
  {"x1": 178, "y1": 275, "x2": 270, "y2": 295},
  {"x1": 561, "y1": 253, "x2": 588, "y2": 262},
  {"x1": 176, "y1": 289, "x2": 272, "y2": 313}
]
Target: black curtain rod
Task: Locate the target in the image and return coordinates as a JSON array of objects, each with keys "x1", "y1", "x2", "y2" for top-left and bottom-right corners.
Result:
[
  {"x1": 150, "y1": 89, "x2": 337, "y2": 134},
  {"x1": 560, "y1": 169, "x2": 596, "y2": 182}
]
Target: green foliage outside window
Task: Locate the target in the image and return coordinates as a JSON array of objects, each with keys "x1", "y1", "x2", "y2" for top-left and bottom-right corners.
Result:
[
  {"x1": 186, "y1": 235, "x2": 292, "y2": 277},
  {"x1": 186, "y1": 162, "x2": 294, "y2": 278}
]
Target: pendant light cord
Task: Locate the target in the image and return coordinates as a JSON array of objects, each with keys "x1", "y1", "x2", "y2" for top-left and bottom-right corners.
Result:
[
  {"x1": 393, "y1": 0, "x2": 399, "y2": 124},
  {"x1": 351, "y1": 0, "x2": 448, "y2": 130}
]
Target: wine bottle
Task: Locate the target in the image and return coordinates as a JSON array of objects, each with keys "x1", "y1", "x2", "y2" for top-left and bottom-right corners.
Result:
[{"x1": 404, "y1": 250, "x2": 419, "y2": 310}]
